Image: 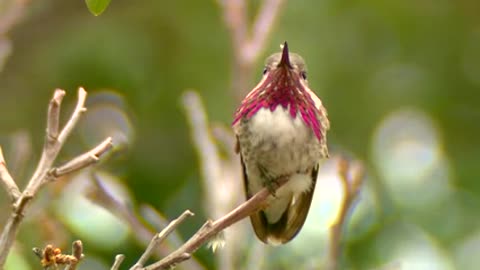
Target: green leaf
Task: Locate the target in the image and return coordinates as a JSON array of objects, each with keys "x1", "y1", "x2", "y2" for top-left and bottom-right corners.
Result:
[{"x1": 85, "y1": 0, "x2": 112, "y2": 16}]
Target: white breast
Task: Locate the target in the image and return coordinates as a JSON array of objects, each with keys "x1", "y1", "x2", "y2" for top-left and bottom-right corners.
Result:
[
  {"x1": 249, "y1": 106, "x2": 310, "y2": 147},
  {"x1": 238, "y1": 106, "x2": 322, "y2": 223}
]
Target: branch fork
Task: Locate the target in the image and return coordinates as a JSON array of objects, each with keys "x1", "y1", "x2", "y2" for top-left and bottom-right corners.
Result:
[{"x1": 0, "y1": 87, "x2": 113, "y2": 267}]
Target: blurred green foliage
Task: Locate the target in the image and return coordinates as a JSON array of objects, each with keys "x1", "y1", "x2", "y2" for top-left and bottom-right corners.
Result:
[{"x1": 1, "y1": 0, "x2": 480, "y2": 269}]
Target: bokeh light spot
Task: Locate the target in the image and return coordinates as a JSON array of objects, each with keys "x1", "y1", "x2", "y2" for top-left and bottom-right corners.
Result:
[
  {"x1": 372, "y1": 108, "x2": 451, "y2": 207},
  {"x1": 56, "y1": 171, "x2": 130, "y2": 250}
]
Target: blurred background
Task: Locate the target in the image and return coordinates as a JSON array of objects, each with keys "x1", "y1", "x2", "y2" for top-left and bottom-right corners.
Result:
[{"x1": 1, "y1": 0, "x2": 480, "y2": 269}]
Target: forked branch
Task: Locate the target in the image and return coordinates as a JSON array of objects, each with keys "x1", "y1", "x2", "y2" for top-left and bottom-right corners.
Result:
[
  {"x1": 0, "y1": 88, "x2": 113, "y2": 267},
  {"x1": 111, "y1": 176, "x2": 289, "y2": 270}
]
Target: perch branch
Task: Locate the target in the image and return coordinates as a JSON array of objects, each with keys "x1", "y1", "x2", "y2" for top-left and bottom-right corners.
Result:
[
  {"x1": 327, "y1": 158, "x2": 365, "y2": 270},
  {"x1": 0, "y1": 88, "x2": 112, "y2": 267},
  {"x1": 143, "y1": 176, "x2": 289, "y2": 270}
]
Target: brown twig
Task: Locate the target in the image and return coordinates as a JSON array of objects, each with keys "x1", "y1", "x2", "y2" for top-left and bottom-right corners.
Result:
[
  {"x1": 111, "y1": 254, "x2": 126, "y2": 270},
  {"x1": 182, "y1": 91, "x2": 247, "y2": 270},
  {"x1": 220, "y1": 0, "x2": 286, "y2": 100},
  {"x1": 0, "y1": 88, "x2": 112, "y2": 267},
  {"x1": 50, "y1": 137, "x2": 113, "y2": 178},
  {"x1": 88, "y1": 175, "x2": 204, "y2": 270},
  {"x1": 130, "y1": 210, "x2": 194, "y2": 270},
  {"x1": 143, "y1": 176, "x2": 289, "y2": 270},
  {"x1": 327, "y1": 158, "x2": 365, "y2": 270},
  {"x1": 0, "y1": 147, "x2": 21, "y2": 201},
  {"x1": 182, "y1": 91, "x2": 223, "y2": 217}
]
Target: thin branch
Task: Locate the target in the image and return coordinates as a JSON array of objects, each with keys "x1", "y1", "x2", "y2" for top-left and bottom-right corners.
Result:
[
  {"x1": 182, "y1": 91, "x2": 223, "y2": 216},
  {"x1": 130, "y1": 210, "x2": 194, "y2": 270},
  {"x1": 88, "y1": 176, "x2": 205, "y2": 270},
  {"x1": 183, "y1": 91, "x2": 247, "y2": 270},
  {"x1": 50, "y1": 137, "x2": 113, "y2": 177},
  {"x1": 57, "y1": 87, "x2": 87, "y2": 146},
  {"x1": 220, "y1": 0, "x2": 247, "y2": 59},
  {"x1": 143, "y1": 176, "x2": 289, "y2": 270},
  {"x1": 327, "y1": 157, "x2": 365, "y2": 270},
  {"x1": 111, "y1": 255, "x2": 126, "y2": 270},
  {"x1": 0, "y1": 147, "x2": 20, "y2": 201},
  {"x1": 220, "y1": 0, "x2": 285, "y2": 100},
  {"x1": 243, "y1": 0, "x2": 286, "y2": 64},
  {"x1": 140, "y1": 205, "x2": 184, "y2": 247},
  {"x1": 0, "y1": 88, "x2": 112, "y2": 268},
  {"x1": 87, "y1": 175, "x2": 171, "y2": 253}
]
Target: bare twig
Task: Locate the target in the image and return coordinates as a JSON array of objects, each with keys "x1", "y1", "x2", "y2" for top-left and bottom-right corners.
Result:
[
  {"x1": 130, "y1": 210, "x2": 194, "y2": 270},
  {"x1": 243, "y1": 0, "x2": 286, "y2": 65},
  {"x1": 0, "y1": 147, "x2": 21, "y2": 201},
  {"x1": 183, "y1": 91, "x2": 247, "y2": 270},
  {"x1": 88, "y1": 176, "x2": 204, "y2": 270},
  {"x1": 111, "y1": 254, "x2": 126, "y2": 270},
  {"x1": 143, "y1": 176, "x2": 289, "y2": 270},
  {"x1": 56, "y1": 88, "x2": 87, "y2": 146},
  {"x1": 327, "y1": 158, "x2": 365, "y2": 270},
  {"x1": 51, "y1": 137, "x2": 113, "y2": 178},
  {"x1": 140, "y1": 205, "x2": 184, "y2": 247},
  {"x1": 182, "y1": 91, "x2": 223, "y2": 217},
  {"x1": 0, "y1": 88, "x2": 112, "y2": 267},
  {"x1": 219, "y1": 0, "x2": 286, "y2": 100},
  {"x1": 87, "y1": 175, "x2": 171, "y2": 254}
]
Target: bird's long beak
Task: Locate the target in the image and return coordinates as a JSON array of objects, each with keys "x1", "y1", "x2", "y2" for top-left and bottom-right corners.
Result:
[{"x1": 278, "y1": 41, "x2": 293, "y2": 69}]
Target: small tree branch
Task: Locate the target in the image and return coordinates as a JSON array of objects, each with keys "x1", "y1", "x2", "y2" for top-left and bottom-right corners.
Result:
[
  {"x1": 130, "y1": 210, "x2": 194, "y2": 270},
  {"x1": 50, "y1": 137, "x2": 113, "y2": 178},
  {"x1": 327, "y1": 158, "x2": 365, "y2": 270},
  {"x1": 219, "y1": 0, "x2": 285, "y2": 100},
  {"x1": 0, "y1": 88, "x2": 112, "y2": 267},
  {"x1": 111, "y1": 254, "x2": 125, "y2": 270},
  {"x1": 243, "y1": 0, "x2": 286, "y2": 64},
  {"x1": 87, "y1": 175, "x2": 172, "y2": 254},
  {"x1": 143, "y1": 176, "x2": 288, "y2": 270},
  {"x1": 183, "y1": 91, "x2": 248, "y2": 270},
  {"x1": 0, "y1": 147, "x2": 20, "y2": 201},
  {"x1": 89, "y1": 176, "x2": 205, "y2": 270},
  {"x1": 182, "y1": 91, "x2": 223, "y2": 216}
]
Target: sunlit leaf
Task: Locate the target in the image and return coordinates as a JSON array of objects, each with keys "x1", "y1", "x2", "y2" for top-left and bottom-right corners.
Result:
[{"x1": 85, "y1": 0, "x2": 111, "y2": 16}]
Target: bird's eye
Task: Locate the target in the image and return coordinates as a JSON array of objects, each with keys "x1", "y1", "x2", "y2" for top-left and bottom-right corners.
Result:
[
  {"x1": 301, "y1": 71, "x2": 307, "y2": 80},
  {"x1": 263, "y1": 68, "x2": 268, "y2": 75}
]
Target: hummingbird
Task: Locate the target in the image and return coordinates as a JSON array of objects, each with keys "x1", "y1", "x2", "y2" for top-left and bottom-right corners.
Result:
[{"x1": 232, "y1": 42, "x2": 329, "y2": 245}]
